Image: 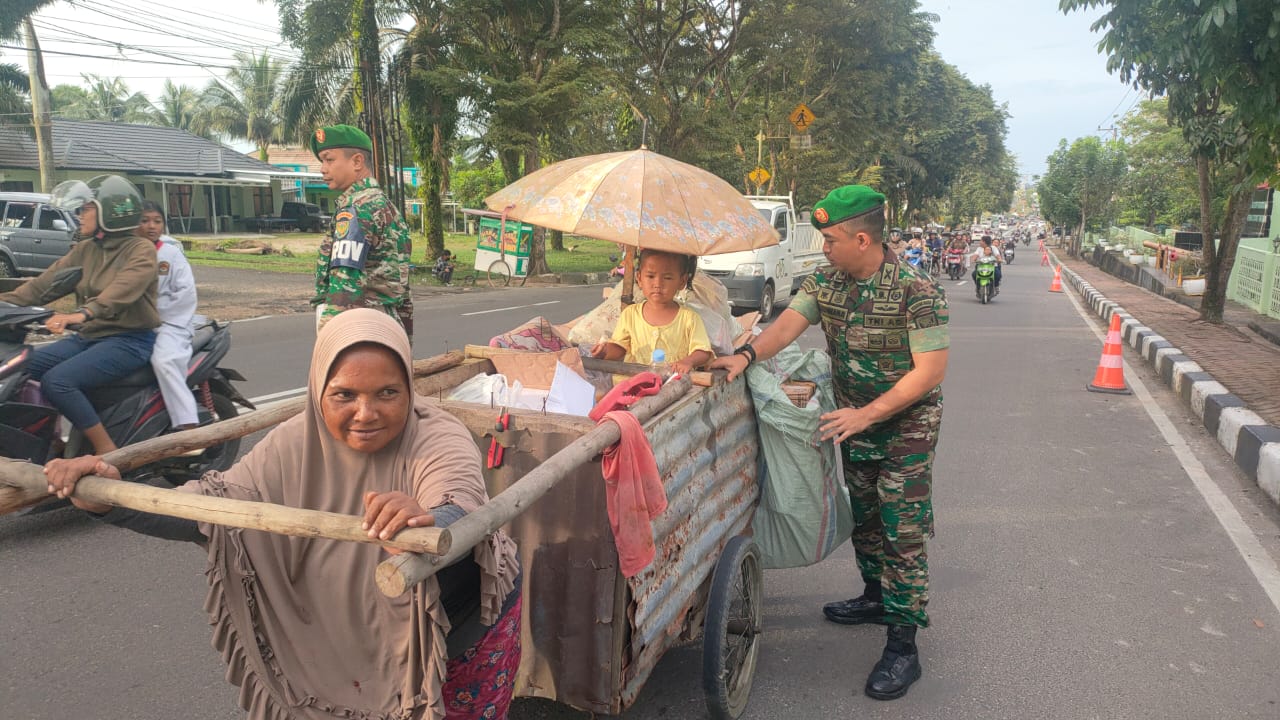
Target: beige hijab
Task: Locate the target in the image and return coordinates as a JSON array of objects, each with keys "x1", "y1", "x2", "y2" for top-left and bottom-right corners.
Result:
[{"x1": 181, "y1": 309, "x2": 518, "y2": 720}]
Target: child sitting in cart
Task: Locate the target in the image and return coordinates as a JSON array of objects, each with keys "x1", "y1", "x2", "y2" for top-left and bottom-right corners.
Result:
[{"x1": 590, "y1": 249, "x2": 713, "y2": 377}]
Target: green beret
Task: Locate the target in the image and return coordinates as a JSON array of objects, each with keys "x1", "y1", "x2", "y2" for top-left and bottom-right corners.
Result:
[
  {"x1": 309, "y1": 124, "x2": 373, "y2": 157},
  {"x1": 811, "y1": 185, "x2": 886, "y2": 229}
]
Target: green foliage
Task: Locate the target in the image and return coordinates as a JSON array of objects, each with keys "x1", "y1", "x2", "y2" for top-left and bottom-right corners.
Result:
[
  {"x1": 1036, "y1": 136, "x2": 1127, "y2": 245},
  {"x1": 1060, "y1": 0, "x2": 1280, "y2": 321},
  {"x1": 200, "y1": 52, "x2": 286, "y2": 161},
  {"x1": 1114, "y1": 98, "x2": 1198, "y2": 228},
  {"x1": 450, "y1": 159, "x2": 506, "y2": 210}
]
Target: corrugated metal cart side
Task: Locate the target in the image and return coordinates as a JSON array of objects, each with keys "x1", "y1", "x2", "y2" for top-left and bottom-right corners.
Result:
[{"x1": 425, "y1": 373, "x2": 760, "y2": 716}]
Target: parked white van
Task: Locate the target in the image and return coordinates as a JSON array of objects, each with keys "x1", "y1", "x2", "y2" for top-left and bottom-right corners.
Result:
[{"x1": 697, "y1": 195, "x2": 825, "y2": 320}]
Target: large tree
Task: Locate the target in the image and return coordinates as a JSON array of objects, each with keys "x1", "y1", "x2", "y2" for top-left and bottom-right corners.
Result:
[
  {"x1": 1037, "y1": 136, "x2": 1128, "y2": 254},
  {"x1": 201, "y1": 52, "x2": 285, "y2": 161},
  {"x1": 1061, "y1": 0, "x2": 1280, "y2": 323},
  {"x1": 149, "y1": 80, "x2": 210, "y2": 136},
  {"x1": 0, "y1": 63, "x2": 29, "y2": 123},
  {"x1": 1115, "y1": 97, "x2": 1198, "y2": 229},
  {"x1": 53, "y1": 74, "x2": 153, "y2": 123}
]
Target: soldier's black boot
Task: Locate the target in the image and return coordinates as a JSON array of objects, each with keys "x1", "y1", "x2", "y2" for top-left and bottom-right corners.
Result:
[
  {"x1": 821, "y1": 581, "x2": 886, "y2": 625},
  {"x1": 864, "y1": 624, "x2": 922, "y2": 700}
]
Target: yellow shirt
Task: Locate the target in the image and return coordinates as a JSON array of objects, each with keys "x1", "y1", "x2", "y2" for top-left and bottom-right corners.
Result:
[{"x1": 611, "y1": 302, "x2": 713, "y2": 366}]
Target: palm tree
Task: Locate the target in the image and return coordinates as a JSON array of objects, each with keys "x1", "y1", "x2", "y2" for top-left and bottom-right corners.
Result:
[
  {"x1": 0, "y1": 63, "x2": 30, "y2": 123},
  {"x1": 149, "y1": 80, "x2": 209, "y2": 136},
  {"x1": 59, "y1": 74, "x2": 153, "y2": 122},
  {"x1": 201, "y1": 51, "x2": 284, "y2": 161}
]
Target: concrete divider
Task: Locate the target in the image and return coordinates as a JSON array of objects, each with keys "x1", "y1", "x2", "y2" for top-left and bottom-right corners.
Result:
[{"x1": 1054, "y1": 254, "x2": 1280, "y2": 509}]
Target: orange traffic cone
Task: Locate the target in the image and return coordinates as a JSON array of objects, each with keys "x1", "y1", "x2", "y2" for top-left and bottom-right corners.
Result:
[
  {"x1": 1040, "y1": 249, "x2": 1051, "y2": 267},
  {"x1": 1087, "y1": 314, "x2": 1132, "y2": 394},
  {"x1": 1048, "y1": 265, "x2": 1063, "y2": 292}
]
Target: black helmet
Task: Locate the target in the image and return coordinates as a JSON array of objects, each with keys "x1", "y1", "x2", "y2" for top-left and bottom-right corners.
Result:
[{"x1": 50, "y1": 174, "x2": 143, "y2": 233}]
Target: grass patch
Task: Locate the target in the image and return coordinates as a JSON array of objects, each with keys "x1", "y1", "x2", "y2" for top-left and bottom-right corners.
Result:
[
  {"x1": 416, "y1": 232, "x2": 619, "y2": 285},
  {"x1": 185, "y1": 250, "x2": 316, "y2": 273},
  {"x1": 183, "y1": 232, "x2": 621, "y2": 280}
]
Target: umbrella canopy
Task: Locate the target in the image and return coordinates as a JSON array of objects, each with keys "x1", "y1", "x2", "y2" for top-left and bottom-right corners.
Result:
[{"x1": 484, "y1": 148, "x2": 778, "y2": 256}]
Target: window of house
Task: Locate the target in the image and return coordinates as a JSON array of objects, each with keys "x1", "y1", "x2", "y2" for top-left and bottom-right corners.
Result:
[
  {"x1": 252, "y1": 186, "x2": 273, "y2": 216},
  {"x1": 168, "y1": 184, "x2": 193, "y2": 216}
]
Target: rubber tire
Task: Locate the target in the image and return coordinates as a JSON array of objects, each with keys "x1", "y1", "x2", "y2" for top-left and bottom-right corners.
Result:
[
  {"x1": 703, "y1": 535, "x2": 763, "y2": 720},
  {"x1": 979, "y1": 284, "x2": 990, "y2": 305},
  {"x1": 757, "y1": 281, "x2": 775, "y2": 322},
  {"x1": 0, "y1": 254, "x2": 16, "y2": 278},
  {"x1": 487, "y1": 259, "x2": 512, "y2": 287},
  {"x1": 198, "y1": 392, "x2": 241, "y2": 473}
]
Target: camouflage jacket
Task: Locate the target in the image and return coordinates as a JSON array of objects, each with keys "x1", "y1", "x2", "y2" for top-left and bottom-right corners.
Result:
[
  {"x1": 313, "y1": 177, "x2": 413, "y2": 330},
  {"x1": 790, "y1": 247, "x2": 949, "y2": 461}
]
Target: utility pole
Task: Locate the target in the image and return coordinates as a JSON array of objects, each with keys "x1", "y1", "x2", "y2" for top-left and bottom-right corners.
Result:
[
  {"x1": 352, "y1": 0, "x2": 389, "y2": 190},
  {"x1": 1098, "y1": 125, "x2": 1118, "y2": 141},
  {"x1": 23, "y1": 19, "x2": 55, "y2": 193}
]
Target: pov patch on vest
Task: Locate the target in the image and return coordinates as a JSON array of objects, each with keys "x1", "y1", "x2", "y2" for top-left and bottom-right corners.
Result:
[{"x1": 330, "y1": 208, "x2": 369, "y2": 270}]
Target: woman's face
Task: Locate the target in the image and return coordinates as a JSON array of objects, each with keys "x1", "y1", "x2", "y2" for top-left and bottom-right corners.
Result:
[
  {"x1": 137, "y1": 211, "x2": 164, "y2": 243},
  {"x1": 78, "y1": 204, "x2": 98, "y2": 237},
  {"x1": 321, "y1": 344, "x2": 411, "y2": 453}
]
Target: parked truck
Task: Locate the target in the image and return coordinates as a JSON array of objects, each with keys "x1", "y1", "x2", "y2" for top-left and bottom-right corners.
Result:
[
  {"x1": 243, "y1": 201, "x2": 331, "y2": 233},
  {"x1": 697, "y1": 195, "x2": 825, "y2": 320}
]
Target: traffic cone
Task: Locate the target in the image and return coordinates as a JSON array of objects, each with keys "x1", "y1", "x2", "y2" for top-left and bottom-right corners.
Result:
[
  {"x1": 1086, "y1": 314, "x2": 1132, "y2": 395},
  {"x1": 1040, "y1": 249, "x2": 1050, "y2": 267},
  {"x1": 1048, "y1": 265, "x2": 1063, "y2": 292}
]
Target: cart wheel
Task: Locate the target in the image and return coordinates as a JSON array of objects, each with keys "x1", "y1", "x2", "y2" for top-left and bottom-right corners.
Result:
[
  {"x1": 702, "y1": 535, "x2": 763, "y2": 720},
  {"x1": 487, "y1": 259, "x2": 512, "y2": 287}
]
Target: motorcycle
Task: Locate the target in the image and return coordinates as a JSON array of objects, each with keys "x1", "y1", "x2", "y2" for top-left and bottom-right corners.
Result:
[
  {"x1": 974, "y1": 257, "x2": 998, "y2": 304},
  {"x1": 904, "y1": 247, "x2": 928, "y2": 275},
  {"x1": 0, "y1": 268, "x2": 254, "y2": 485},
  {"x1": 1003, "y1": 242, "x2": 1016, "y2": 264},
  {"x1": 945, "y1": 250, "x2": 966, "y2": 280}
]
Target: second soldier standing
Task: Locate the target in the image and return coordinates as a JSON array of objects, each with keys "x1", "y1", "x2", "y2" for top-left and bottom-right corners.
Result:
[{"x1": 310, "y1": 124, "x2": 413, "y2": 337}]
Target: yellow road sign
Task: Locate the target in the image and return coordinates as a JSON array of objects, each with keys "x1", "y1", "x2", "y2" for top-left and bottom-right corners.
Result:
[
  {"x1": 789, "y1": 103, "x2": 816, "y2": 132},
  {"x1": 748, "y1": 166, "x2": 771, "y2": 186}
]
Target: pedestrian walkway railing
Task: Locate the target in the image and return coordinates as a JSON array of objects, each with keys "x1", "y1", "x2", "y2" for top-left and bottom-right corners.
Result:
[{"x1": 1226, "y1": 238, "x2": 1280, "y2": 319}]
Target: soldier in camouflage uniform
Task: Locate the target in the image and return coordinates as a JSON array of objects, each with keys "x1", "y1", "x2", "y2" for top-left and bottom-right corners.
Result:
[
  {"x1": 712, "y1": 185, "x2": 949, "y2": 701},
  {"x1": 310, "y1": 124, "x2": 413, "y2": 337}
]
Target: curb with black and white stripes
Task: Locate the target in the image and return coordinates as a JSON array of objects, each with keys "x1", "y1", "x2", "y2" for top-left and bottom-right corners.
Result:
[{"x1": 1055, "y1": 259, "x2": 1280, "y2": 509}]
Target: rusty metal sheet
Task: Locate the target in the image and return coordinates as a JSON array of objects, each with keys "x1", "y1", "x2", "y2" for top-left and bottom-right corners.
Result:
[{"x1": 621, "y1": 378, "x2": 760, "y2": 707}]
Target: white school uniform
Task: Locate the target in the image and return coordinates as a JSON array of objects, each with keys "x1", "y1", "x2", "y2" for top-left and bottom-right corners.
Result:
[{"x1": 151, "y1": 236, "x2": 200, "y2": 427}]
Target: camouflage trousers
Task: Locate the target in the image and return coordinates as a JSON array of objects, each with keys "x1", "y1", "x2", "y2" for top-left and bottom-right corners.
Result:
[{"x1": 844, "y1": 453, "x2": 934, "y2": 628}]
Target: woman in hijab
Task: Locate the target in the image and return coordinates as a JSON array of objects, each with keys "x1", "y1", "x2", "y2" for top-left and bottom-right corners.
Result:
[{"x1": 44, "y1": 308, "x2": 522, "y2": 720}]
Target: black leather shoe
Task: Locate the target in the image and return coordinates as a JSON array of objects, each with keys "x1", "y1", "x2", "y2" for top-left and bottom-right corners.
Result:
[
  {"x1": 822, "y1": 583, "x2": 886, "y2": 625},
  {"x1": 865, "y1": 624, "x2": 922, "y2": 700}
]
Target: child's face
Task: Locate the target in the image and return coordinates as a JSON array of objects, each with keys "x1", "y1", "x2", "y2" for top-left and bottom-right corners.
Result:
[
  {"x1": 137, "y1": 211, "x2": 164, "y2": 243},
  {"x1": 639, "y1": 254, "x2": 687, "y2": 305}
]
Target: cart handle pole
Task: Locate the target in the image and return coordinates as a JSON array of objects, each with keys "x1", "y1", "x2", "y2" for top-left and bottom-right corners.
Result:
[
  {"x1": 0, "y1": 458, "x2": 450, "y2": 554},
  {"x1": 376, "y1": 375, "x2": 694, "y2": 597}
]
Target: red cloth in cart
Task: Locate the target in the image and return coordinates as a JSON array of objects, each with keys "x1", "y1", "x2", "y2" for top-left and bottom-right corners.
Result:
[
  {"x1": 599, "y1": 409, "x2": 667, "y2": 578},
  {"x1": 588, "y1": 371, "x2": 662, "y2": 422}
]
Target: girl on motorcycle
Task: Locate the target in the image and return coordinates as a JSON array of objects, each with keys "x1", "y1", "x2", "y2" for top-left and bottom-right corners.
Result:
[
  {"x1": 969, "y1": 236, "x2": 1003, "y2": 289},
  {"x1": 0, "y1": 175, "x2": 159, "y2": 455}
]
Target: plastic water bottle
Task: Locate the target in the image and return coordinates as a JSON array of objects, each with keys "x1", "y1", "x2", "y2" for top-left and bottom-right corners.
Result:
[{"x1": 651, "y1": 348, "x2": 671, "y2": 380}]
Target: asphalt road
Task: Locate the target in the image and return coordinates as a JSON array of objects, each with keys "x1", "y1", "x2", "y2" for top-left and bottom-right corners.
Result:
[{"x1": 3, "y1": 263, "x2": 1279, "y2": 719}]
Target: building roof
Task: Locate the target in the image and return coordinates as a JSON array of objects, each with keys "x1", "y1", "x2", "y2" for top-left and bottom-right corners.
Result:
[
  {"x1": 261, "y1": 145, "x2": 321, "y2": 173},
  {"x1": 0, "y1": 120, "x2": 282, "y2": 177}
]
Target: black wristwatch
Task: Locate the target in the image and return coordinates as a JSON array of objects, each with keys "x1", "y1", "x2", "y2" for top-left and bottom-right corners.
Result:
[{"x1": 734, "y1": 343, "x2": 757, "y2": 363}]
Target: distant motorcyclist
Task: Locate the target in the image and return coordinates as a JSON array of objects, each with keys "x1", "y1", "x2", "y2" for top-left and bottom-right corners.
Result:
[{"x1": 969, "y1": 236, "x2": 1003, "y2": 291}]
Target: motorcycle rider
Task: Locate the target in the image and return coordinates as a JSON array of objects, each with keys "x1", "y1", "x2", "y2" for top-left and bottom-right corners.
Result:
[
  {"x1": 926, "y1": 231, "x2": 944, "y2": 275},
  {"x1": 0, "y1": 176, "x2": 159, "y2": 455},
  {"x1": 944, "y1": 236, "x2": 967, "y2": 279},
  {"x1": 969, "y1": 235, "x2": 1003, "y2": 292}
]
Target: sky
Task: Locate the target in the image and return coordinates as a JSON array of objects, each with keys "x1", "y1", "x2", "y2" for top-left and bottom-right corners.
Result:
[{"x1": 3, "y1": 0, "x2": 1131, "y2": 177}]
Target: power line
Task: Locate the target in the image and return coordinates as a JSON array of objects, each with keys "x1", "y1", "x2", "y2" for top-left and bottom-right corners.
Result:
[{"x1": 1097, "y1": 87, "x2": 1132, "y2": 127}]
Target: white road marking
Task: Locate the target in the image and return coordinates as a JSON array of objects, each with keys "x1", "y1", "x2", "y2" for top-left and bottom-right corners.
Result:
[
  {"x1": 1062, "y1": 284, "x2": 1280, "y2": 616},
  {"x1": 460, "y1": 300, "x2": 560, "y2": 317},
  {"x1": 957, "y1": 281, "x2": 967, "y2": 287},
  {"x1": 248, "y1": 387, "x2": 307, "y2": 404}
]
